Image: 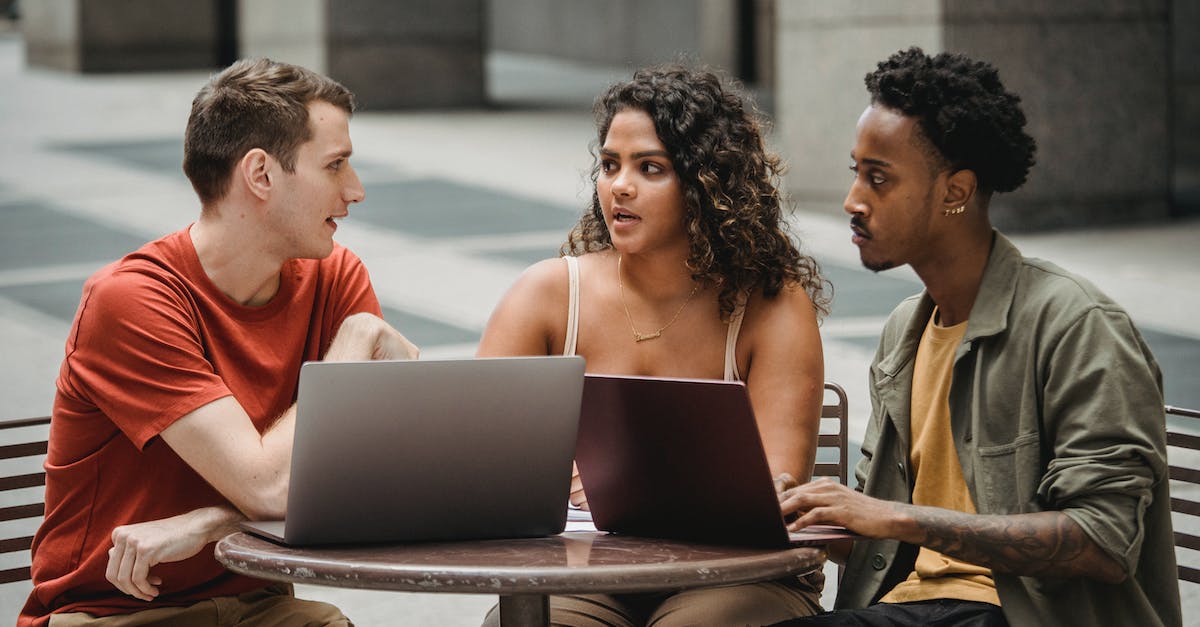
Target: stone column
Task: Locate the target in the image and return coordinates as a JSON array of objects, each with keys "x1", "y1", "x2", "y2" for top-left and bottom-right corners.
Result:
[
  {"x1": 23, "y1": 0, "x2": 223, "y2": 72},
  {"x1": 240, "y1": 0, "x2": 485, "y2": 110},
  {"x1": 1173, "y1": 0, "x2": 1200, "y2": 216}
]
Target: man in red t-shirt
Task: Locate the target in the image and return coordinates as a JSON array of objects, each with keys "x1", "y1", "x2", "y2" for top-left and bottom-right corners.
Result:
[{"x1": 20, "y1": 59, "x2": 418, "y2": 627}]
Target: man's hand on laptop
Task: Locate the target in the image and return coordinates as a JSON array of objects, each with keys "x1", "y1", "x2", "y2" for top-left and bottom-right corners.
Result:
[
  {"x1": 106, "y1": 505, "x2": 244, "y2": 601},
  {"x1": 778, "y1": 477, "x2": 903, "y2": 538},
  {"x1": 325, "y1": 312, "x2": 420, "y2": 362},
  {"x1": 776, "y1": 474, "x2": 857, "y2": 563}
]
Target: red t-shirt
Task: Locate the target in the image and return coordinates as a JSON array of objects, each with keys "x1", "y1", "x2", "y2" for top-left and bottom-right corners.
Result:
[{"x1": 20, "y1": 228, "x2": 381, "y2": 626}]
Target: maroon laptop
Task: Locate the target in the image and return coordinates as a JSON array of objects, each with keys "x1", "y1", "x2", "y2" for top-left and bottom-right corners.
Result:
[{"x1": 574, "y1": 373, "x2": 854, "y2": 548}]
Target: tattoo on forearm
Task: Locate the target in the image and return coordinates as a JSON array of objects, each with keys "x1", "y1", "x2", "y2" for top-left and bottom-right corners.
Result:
[{"x1": 894, "y1": 504, "x2": 1110, "y2": 579}]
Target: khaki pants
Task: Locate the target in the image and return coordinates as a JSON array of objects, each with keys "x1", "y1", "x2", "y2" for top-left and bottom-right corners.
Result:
[
  {"x1": 483, "y1": 574, "x2": 823, "y2": 627},
  {"x1": 48, "y1": 583, "x2": 351, "y2": 627}
]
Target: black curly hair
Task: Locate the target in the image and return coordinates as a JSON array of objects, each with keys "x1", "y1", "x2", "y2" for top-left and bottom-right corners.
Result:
[
  {"x1": 563, "y1": 64, "x2": 830, "y2": 320},
  {"x1": 865, "y1": 47, "x2": 1037, "y2": 194}
]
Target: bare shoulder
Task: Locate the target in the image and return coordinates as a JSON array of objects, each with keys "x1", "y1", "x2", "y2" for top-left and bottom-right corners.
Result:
[
  {"x1": 515, "y1": 250, "x2": 611, "y2": 293},
  {"x1": 478, "y1": 257, "x2": 572, "y2": 357},
  {"x1": 513, "y1": 257, "x2": 571, "y2": 295},
  {"x1": 743, "y1": 280, "x2": 820, "y2": 331},
  {"x1": 739, "y1": 280, "x2": 822, "y2": 357}
]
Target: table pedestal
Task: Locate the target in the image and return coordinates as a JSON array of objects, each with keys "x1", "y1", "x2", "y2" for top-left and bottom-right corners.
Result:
[{"x1": 499, "y1": 594, "x2": 549, "y2": 625}]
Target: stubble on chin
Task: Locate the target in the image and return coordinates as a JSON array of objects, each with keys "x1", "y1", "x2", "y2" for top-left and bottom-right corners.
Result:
[{"x1": 861, "y1": 257, "x2": 895, "y2": 273}]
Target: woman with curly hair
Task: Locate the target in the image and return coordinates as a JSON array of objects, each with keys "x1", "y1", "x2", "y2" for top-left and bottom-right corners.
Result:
[{"x1": 478, "y1": 64, "x2": 830, "y2": 626}]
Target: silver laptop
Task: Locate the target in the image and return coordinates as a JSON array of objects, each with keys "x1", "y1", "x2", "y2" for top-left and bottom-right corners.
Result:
[
  {"x1": 242, "y1": 356, "x2": 585, "y2": 546},
  {"x1": 574, "y1": 373, "x2": 856, "y2": 548}
]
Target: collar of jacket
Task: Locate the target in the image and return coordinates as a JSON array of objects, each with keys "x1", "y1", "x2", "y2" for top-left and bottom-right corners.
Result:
[{"x1": 873, "y1": 230, "x2": 1022, "y2": 380}]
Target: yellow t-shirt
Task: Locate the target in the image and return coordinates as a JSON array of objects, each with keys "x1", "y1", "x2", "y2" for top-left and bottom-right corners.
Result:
[{"x1": 880, "y1": 309, "x2": 1001, "y2": 606}]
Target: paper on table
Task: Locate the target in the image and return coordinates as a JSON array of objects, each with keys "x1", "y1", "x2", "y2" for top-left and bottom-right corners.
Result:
[
  {"x1": 787, "y1": 525, "x2": 860, "y2": 546},
  {"x1": 565, "y1": 507, "x2": 597, "y2": 531}
]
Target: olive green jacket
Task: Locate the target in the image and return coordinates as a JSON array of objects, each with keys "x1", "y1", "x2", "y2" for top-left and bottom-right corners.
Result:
[{"x1": 835, "y1": 233, "x2": 1181, "y2": 627}]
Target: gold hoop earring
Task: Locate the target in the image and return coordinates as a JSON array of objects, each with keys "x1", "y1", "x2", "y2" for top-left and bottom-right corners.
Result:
[{"x1": 943, "y1": 205, "x2": 966, "y2": 216}]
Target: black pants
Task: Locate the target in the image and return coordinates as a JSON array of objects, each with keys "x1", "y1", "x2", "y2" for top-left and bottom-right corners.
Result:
[{"x1": 770, "y1": 599, "x2": 1008, "y2": 627}]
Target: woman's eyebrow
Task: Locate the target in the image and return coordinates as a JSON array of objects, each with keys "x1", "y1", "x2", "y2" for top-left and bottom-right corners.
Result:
[{"x1": 599, "y1": 148, "x2": 670, "y2": 160}]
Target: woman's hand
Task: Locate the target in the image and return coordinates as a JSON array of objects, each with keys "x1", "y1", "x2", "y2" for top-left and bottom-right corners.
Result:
[{"x1": 569, "y1": 462, "x2": 589, "y2": 511}]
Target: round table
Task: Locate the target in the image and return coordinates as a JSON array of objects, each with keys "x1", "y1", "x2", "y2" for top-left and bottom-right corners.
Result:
[{"x1": 216, "y1": 531, "x2": 826, "y2": 626}]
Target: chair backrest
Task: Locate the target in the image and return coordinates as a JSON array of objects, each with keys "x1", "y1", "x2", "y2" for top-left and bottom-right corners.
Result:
[
  {"x1": 814, "y1": 382, "x2": 849, "y2": 485},
  {"x1": 0, "y1": 416, "x2": 50, "y2": 587},
  {"x1": 1167, "y1": 404, "x2": 1200, "y2": 585}
]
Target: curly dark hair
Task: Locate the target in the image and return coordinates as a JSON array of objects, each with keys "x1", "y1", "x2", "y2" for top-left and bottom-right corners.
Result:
[
  {"x1": 865, "y1": 47, "x2": 1037, "y2": 194},
  {"x1": 562, "y1": 64, "x2": 829, "y2": 320}
]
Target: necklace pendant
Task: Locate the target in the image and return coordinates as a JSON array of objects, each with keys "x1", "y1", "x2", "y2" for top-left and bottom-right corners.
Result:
[{"x1": 634, "y1": 331, "x2": 662, "y2": 342}]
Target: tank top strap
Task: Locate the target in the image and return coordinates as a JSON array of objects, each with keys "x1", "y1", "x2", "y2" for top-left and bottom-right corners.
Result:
[
  {"x1": 724, "y1": 301, "x2": 746, "y2": 381},
  {"x1": 563, "y1": 256, "x2": 580, "y2": 356}
]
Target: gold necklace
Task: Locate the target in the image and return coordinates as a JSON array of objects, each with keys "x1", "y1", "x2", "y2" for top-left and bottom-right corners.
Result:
[{"x1": 617, "y1": 255, "x2": 700, "y2": 342}]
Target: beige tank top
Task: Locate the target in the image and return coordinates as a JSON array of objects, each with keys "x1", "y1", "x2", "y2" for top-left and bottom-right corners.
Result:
[{"x1": 562, "y1": 256, "x2": 744, "y2": 381}]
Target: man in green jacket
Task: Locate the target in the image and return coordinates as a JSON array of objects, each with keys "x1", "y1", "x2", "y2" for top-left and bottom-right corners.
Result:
[{"x1": 774, "y1": 47, "x2": 1181, "y2": 626}]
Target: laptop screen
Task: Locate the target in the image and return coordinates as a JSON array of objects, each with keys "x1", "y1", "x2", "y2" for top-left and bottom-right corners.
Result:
[{"x1": 575, "y1": 373, "x2": 791, "y2": 548}]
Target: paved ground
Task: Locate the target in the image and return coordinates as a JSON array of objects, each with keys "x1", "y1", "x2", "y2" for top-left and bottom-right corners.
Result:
[{"x1": 1, "y1": 29, "x2": 1197, "y2": 625}]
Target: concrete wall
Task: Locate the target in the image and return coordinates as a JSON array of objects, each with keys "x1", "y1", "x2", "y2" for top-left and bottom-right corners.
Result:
[
  {"x1": 774, "y1": 0, "x2": 1178, "y2": 231},
  {"x1": 20, "y1": 1, "x2": 1194, "y2": 225},
  {"x1": 943, "y1": 0, "x2": 1171, "y2": 230},
  {"x1": 775, "y1": 2, "x2": 942, "y2": 209},
  {"x1": 489, "y1": 0, "x2": 738, "y2": 71}
]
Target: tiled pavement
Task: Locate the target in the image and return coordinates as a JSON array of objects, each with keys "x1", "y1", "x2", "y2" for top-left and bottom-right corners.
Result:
[{"x1": 2, "y1": 30, "x2": 1198, "y2": 624}]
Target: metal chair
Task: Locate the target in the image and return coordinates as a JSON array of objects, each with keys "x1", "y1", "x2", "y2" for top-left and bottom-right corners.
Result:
[
  {"x1": 814, "y1": 382, "x2": 849, "y2": 486},
  {"x1": 1167, "y1": 404, "x2": 1200, "y2": 585},
  {"x1": 0, "y1": 416, "x2": 50, "y2": 585}
]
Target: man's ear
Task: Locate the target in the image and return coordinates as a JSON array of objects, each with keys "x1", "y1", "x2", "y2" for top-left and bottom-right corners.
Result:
[
  {"x1": 239, "y1": 149, "x2": 273, "y2": 201},
  {"x1": 941, "y1": 169, "x2": 978, "y2": 212}
]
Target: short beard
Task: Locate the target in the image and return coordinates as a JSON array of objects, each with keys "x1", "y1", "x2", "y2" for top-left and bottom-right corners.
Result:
[{"x1": 862, "y1": 259, "x2": 895, "y2": 273}]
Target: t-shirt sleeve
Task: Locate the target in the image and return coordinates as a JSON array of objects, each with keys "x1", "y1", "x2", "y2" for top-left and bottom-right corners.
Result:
[
  {"x1": 60, "y1": 268, "x2": 231, "y2": 450},
  {"x1": 322, "y1": 246, "x2": 383, "y2": 328}
]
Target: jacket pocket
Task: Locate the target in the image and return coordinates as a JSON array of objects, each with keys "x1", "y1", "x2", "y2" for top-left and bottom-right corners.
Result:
[{"x1": 975, "y1": 432, "x2": 1042, "y2": 514}]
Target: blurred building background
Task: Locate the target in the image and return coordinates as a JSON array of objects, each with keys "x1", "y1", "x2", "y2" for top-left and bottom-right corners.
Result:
[
  {"x1": 15, "y1": 0, "x2": 1200, "y2": 231},
  {"x1": 3, "y1": 2, "x2": 1198, "y2": 621}
]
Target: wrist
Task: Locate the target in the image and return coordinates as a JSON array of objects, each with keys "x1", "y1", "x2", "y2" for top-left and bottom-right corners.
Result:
[
  {"x1": 190, "y1": 505, "x2": 246, "y2": 544},
  {"x1": 888, "y1": 503, "x2": 925, "y2": 544}
]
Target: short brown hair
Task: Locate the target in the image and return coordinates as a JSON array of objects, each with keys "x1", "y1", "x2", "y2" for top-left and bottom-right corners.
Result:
[{"x1": 183, "y1": 58, "x2": 356, "y2": 205}]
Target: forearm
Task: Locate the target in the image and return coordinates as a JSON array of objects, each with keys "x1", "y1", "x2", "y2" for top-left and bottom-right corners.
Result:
[
  {"x1": 184, "y1": 504, "x2": 247, "y2": 544},
  {"x1": 890, "y1": 504, "x2": 1126, "y2": 583},
  {"x1": 249, "y1": 404, "x2": 296, "y2": 519},
  {"x1": 325, "y1": 312, "x2": 419, "y2": 362}
]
